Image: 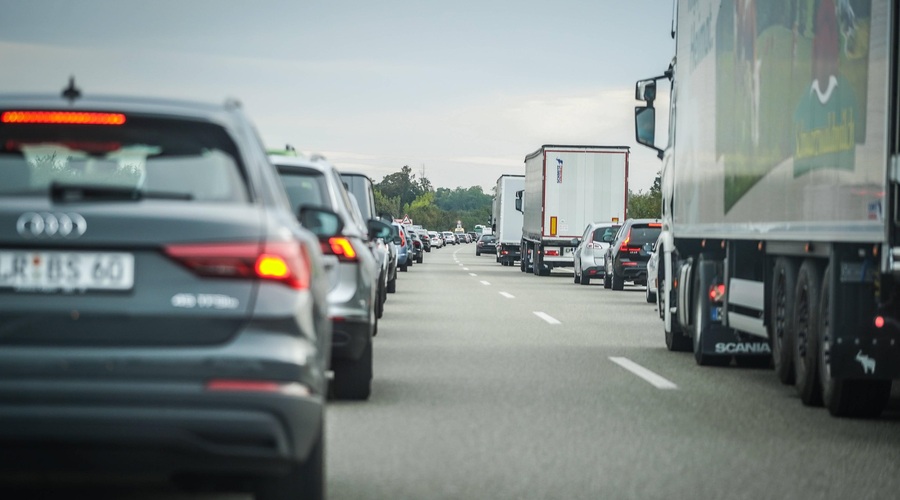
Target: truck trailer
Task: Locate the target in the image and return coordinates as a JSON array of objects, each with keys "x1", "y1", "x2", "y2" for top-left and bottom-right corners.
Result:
[
  {"x1": 492, "y1": 175, "x2": 525, "y2": 266},
  {"x1": 517, "y1": 145, "x2": 629, "y2": 276},
  {"x1": 634, "y1": 0, "x2": 899, "y2": 417}
]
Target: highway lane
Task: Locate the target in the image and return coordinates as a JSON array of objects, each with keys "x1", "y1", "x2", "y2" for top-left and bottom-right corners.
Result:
[
  {"x1": 11, "y1": 243, "x2": 900, "y2": 499},
  {"x1": 327, "y1": 244, "x2": 900, "y2": 500}
]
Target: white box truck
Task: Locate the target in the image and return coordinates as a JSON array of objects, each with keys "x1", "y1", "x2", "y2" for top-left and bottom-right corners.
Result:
[
  {"x1": 634, "y1": 0, "x2": 899, "y2": 417},
  {"x1": 517, "y1": 145, "x2": 628, "y2": 276},
  {"x1": 492, "y1": 175, "x2": 525, "y2": 266}
]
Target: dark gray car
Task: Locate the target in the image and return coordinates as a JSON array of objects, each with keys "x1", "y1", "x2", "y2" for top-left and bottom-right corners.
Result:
[{"x1": 0, "y1": 91, "x2": 331, "y2": 498}]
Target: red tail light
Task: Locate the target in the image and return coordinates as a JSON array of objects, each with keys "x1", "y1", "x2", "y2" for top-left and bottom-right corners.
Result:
[
  {"x1": 545, "y1": 249, "x2": 559, "y2": 256},
  {"x1": 323, "y1": 236, "x2": 358, "y2": 262},
  {"x1": 164, "y1": 241, "x2": 310, "y2": 289},
  {"x1": 709, "y1": 283, "x2": 726, "y2": 303},
  {"x1": 2, "y1": 110, "x2": 126, "y2": 125}
]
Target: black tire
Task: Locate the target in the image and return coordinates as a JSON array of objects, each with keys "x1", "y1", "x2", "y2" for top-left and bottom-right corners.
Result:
[
  {"x1": 255, "y1": 429, "x2": 324, "y2": 500},
  {"x1": 611, "y1": 269, "x2": 624, "y2": 291},
  {"x1": 573, "y1": 269, "x2": 580, "y2": 284},
  {"x1": 817, "y1": 266, "x2": 891, "y2": 417},
  {"x1": 645, "y1": 284, "x2": 656, "y2": 303},
  {"x1": 581, "y1": 275, "x2": 591, "y2": 286},
  {"x1": 603, "y1": 264, "x2": 612, "y2": 289},
  {"x1": 386, "y1": 276, "x2": 396, "y2": 293},
  {"x1": 793, "y1": 260, "x2": 823, "y2": 406},
  {"x1": 399, "y1": 263, "x2": 407, "y2": 272},
  {"x1": 532, "y1": 245, "x2": 541, "y2": 276},
  {"x1": 475, "y1": 249, "x2": 481, "y2": 256},
  {"x1": 663, "y1": 275, "x2": 692, "y2": 352},
  {"x1": 331, "y1": 340, "x2": 372, "y2": 401},
  {"x1": 416, "y1": 254, "x2": 423, "y2": 264},
  {"x1": 770, "y1": 257, "x2": 798, "y2": 385}
]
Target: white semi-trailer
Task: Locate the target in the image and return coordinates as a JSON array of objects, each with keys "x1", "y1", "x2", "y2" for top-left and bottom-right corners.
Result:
[
  {"x1": 517, "y1": 145, "x2": 628, "y2": 276},
  {"x1": 492, "y1": 175, "x2": 525, "y2": 266},
  {"x1": 635, "y1": 0, "x2": 899, "y2": 417}
]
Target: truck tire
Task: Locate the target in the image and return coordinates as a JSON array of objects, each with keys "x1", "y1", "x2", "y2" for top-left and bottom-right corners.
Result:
[
  {"x1": 331, "y1": 340, "x2": 372, "y2": 401},
  {"x1": 255, "y1": 429, "x2": 324, "y2": 500},
  {"x1": 817, "y1": 265, "x2": 891, "y2": 417},
  {"x1": 793, "y1": 259, "x2": 823, "y2": 406},
  {"x1": 692, "y1": 260, "x2": 730, "y2": 366},
  {"x1": 770, "y1": 257, "x2": 797, "y2": 385},
  {"x1": 532, "y1": 245, "x2": 541, "y2": 276}
]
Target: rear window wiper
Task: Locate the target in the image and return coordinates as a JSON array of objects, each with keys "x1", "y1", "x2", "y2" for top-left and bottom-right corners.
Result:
[{"x1": 50, "y1": 182, "x2": 193, "y2": 202}]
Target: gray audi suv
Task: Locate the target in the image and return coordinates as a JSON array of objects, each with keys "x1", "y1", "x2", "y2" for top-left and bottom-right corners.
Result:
[{"x1": 0, "y1": 89, "x2": 331, "y2": 499}]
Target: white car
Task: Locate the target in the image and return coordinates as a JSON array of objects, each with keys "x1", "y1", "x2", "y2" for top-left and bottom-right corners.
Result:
[
  {"x1": 573, "y1": 222, "x2": 620, "y2": 286},
  {"x1": 645, "y1": 233, "x2": 663, "y2": 304},
  {"x1": 442, "y1": 231, "x2": 456, "y2": 245},
  {"x1": 429, "y1": 231, "x2": 444, "y2": 248}
]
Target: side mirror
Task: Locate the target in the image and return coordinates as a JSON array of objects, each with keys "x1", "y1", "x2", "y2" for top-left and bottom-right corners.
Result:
[
  {"x1": 367, "y1": 218, "x2": 393, "y2": 241},
  {"x1": 570, "y1": 238, "x2": 579, "y2": 246},
  {"x1": 298, "y1": 205, "x2": 343, "y2": 238}
]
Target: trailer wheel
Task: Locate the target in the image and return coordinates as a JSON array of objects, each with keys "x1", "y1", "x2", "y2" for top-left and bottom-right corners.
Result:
[
  {"x1": 817, "y1": 265, "x2": 891, "y2": 417},
  {"x1": 793, "y1": 259, "x2": 823, "y2": 406},
  {"x1": 532, "y1": 245, "x2": 541, "y2": 276},
  {"x1": 770, "y1": 257, "x2": 798, "y2": 385}
]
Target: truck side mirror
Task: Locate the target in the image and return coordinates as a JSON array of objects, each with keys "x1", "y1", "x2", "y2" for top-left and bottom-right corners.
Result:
[{"x1": 635, "y1": 106, "x2": 664, "y2": 159}]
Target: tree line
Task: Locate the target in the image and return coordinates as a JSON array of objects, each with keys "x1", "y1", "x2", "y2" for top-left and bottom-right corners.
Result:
[{"x1": 372, "y1": 165, "x2": 660, "y2": 232}]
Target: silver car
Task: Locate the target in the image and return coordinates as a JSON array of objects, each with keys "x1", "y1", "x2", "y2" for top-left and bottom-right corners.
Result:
[
  {"x1": 573, "y1": 222, "x2": 620, "y2": 286},
  {"x1": 271, "y1": 154, "x2": 378, "y2": 401}
]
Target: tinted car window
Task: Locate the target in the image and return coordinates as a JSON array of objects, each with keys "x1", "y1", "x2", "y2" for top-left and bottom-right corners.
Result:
[
  {"x1": 341, "y1": 173, "x2": 376, "y2": 221},
  {"x1": 279, "y1": 170, "x2": 328, "y2": 212},
  {"x1": 629, "y1": 226, "x2": 661, "y2": 246},
  {"x1": 1, "y1": 117, "x2": 248, "y2": 202},
  {"x1": 592, "y1": 226, "x2": 619, "y2": 242},
  {"x1": 480, "y1": 235, "x2": 496, "y2": 242}
]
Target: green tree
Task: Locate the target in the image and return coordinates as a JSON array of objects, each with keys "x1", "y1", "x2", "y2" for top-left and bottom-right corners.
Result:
[
  {"x1": 376, "y1": 165, "x2": 422, "y2": 210},
  {"x1": 374, "y1": 189, "x2": 401, "y2": 219},
  {"x1": 627, "y1": 172, "x2": 662, "y2": 219}
]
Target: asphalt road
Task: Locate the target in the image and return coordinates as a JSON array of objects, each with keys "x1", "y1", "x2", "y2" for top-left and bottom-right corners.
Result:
[
  {"x1": 15, "y1": 243, "x2": 900, "y2": 499},
  {"x1": 326, "y1": 244, "x2": 900, "y2": 500}
]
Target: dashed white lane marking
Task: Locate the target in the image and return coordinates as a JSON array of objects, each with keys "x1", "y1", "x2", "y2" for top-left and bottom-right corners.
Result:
[
  {"x1": 533, "y1": 312, "x2": 560, "y2": 325},
  {"x1": 469, "y1": 273, "x2": 477, "y2": 277},
  {"x1": 499, "y1": 292, "x2": 515, "y2": 299},
  {"x1": 463, "y1": 268, "x2": 469, "y2": 271},
  {"x1": 609, "y1": 357, "x2": 678, "y2": 390},
  {"x1": 480, "y1": 281, "x2": 490, "y2": 285}
]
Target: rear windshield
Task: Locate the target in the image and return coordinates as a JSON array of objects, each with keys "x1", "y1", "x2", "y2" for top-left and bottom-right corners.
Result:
[
  {"x1": 592, "y1": 225, "x2": 620, "y2": 242},
  {"x1": 0, "y1": 115, "x2": 248, "y2": 202},
  {"x1": 277, "y1": 169, "x2": 328, "y2": 214},
  {"x1": 628, "y1": 225, "x2": 661, "y2": 246},
  {"x1": 480, "y1": 236, "x2": 496, "y2": 242}
]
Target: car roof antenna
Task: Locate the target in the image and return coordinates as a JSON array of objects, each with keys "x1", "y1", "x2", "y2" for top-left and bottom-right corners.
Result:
[{"x1": 62, "y1": 76, "x2": 81, "y2": 102}]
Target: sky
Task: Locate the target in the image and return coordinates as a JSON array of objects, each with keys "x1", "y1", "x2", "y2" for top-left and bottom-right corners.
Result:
[{"x1": 0, "y1": 0, "x2": 674, "y2": 193}]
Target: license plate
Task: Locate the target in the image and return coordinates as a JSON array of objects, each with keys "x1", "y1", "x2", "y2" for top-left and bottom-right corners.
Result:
[{"x1": 0, "y1": 250, "x2": 135, "y2": 292}]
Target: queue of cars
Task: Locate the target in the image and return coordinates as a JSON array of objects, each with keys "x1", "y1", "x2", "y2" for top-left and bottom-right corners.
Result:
[
  {"x1": 0, "y1": 84, "x2": 454, "y2": 498},
  {"x1": 479, "y1": 214, "x2": 662, "y2": 295}
]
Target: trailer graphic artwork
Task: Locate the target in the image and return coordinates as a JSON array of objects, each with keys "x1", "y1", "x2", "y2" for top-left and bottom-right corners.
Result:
[{"x1": 715, "y1": 0, "x2": 871, "y2": 212}]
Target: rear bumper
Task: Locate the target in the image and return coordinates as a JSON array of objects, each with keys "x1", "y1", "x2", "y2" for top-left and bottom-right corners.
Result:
[
  {"x1": 0, "y1": 377, "x2": 323, "y2": 478},
  {"x1": 615, "y1": 262, "x2": 649, "y2": 282}
]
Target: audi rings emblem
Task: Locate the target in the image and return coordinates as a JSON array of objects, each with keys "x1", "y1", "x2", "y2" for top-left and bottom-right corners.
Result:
[{"x1": 16, "y1": 212, "x2": 87, "y2": 239}]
